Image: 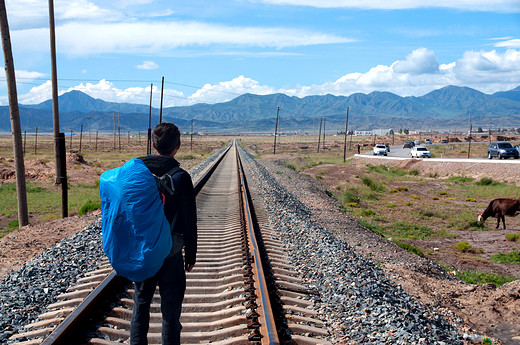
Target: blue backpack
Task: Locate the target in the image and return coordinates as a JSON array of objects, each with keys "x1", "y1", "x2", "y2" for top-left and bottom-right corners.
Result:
[{"x1": 99, "y1": 158, "x2": 179, "y2": 282}]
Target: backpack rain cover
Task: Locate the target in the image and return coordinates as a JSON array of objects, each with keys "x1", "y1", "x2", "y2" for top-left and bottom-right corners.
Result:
[{"x1": 100, "y1": 158, "x2": 172, "y2": 282}]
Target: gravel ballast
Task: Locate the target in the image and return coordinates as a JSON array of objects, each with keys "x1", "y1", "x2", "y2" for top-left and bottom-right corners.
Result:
[{"x1": 240, "y1": 146, "x2": 464, "y2": 344}]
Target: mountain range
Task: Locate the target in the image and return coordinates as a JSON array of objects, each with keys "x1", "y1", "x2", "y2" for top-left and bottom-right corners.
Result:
[{"x1": 1, "y1": 85, "x2": 519, "y2": 134}]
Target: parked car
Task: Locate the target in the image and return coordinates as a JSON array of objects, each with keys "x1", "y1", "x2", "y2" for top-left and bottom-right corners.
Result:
[
  {"x1": 410, "y1": 146, "x2": 431, "y2": 158},
  {"x1": 515, "y1": 144, "x2": 520, "y2": 154},
  {"x1": 487, "y1": 142, "x2": 519, "y2": 159},
  {"x1": 424, "y1": 139, "x2": 432, "y2": 144},
  {"x1": 403, "y1": 141, "x2": 414, "y2": 149},
  {"x1": 414, "y1": 140, "x2": 420, "y2": 146},
  {"x1": 373, "y1": 144, "x2": 388, "y2": 156},
  {"x1": 441, "y1": 139, "x2": 448, "y2": 143},
  {"x1": 385, "y1": 144, "x2": 390, "y2": 152}
]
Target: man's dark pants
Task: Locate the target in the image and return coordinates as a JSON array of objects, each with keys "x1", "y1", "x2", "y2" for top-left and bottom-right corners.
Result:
[{"x1": 130, "y1": 252, "x2": 186, "y2": 345}]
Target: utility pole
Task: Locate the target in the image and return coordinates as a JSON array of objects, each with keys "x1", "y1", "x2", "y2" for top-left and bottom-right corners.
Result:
[
  {"x1": 343, "y1": 107, "x2": 349, "y2": 162},
  {"x1": 79, "y1": 124, "x2": 83, "y2": 153},
  {"x1": 147, "y1": 83, "x2": 153, "y2": 155},
  {"x1": 34, "y1": 127, "x2": 38, "y2": 154},
  {"x1": 118, "y1": 112, "x2": 121, "y2": 151},
  {"x1": 273, "y1": 106, "x2": 280, "y2": 154},
  {"x1": 190, "y1": 119, "x2": 194, "y2": 151},
  {"x1": 87, "y1": 117, "x2": 91, "y2": 146},
  {"x1": 159, "y1": 76, "x2": 164, "y2": 124},
  {"x1": 0, "y1": 1, "x2": 28, "y2": 226},
  {"x1": 317, "y1": 118, "x2": 322, "y2": 153},
  {"x1": 468, "y1": 113, "x2": 472, "y2": 159},
  {"x1": 48, "y1": 0, "x2": 67, "y2": 217},
  {"x1": 113, "y1": 112, "x2": 116, "y2": 149}
]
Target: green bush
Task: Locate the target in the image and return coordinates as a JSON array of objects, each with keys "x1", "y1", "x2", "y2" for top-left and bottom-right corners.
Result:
[
  {"x1": 324, "y1": 189, "x2": 333, "y2": 197},
  {"x1": 505, "y1": 233, "x2": 520, "y2": 242},
  {"x1": 345, "y1": 202, "x2": 359, "y2": 208},
  {"x1": 455, "y1": 241, "x2": 483, "y2": 253},
  {"x1": 491, "y1": 250, "x2": 520, "y2": 264},
  {"x1": 475, "y1": 177, "x2": 500, "y2": 186},
  {"x1": 343, "y1": 188, "x2": 361, "y2": 204},
  {"x1": 284, "y1": 163, "x2": 297, "y2": 171},
  {"x1": 456, "y1": 241, "x2": 471, "y2": 252},
  {"x1": 362, "y1": 177, "x2": 386, "y2": 193},
  {"x1": 361, "y1": 209, "x2": 376, "y2": 216},
  {"x1": 78, "y1": 200, "x2": 101, "y2": 216},
  {"x1": 455, "y1": 270, "x2": 517, "y2": 286},
  {"x1": 393, "y1": 240, "x2": 424, "y2": 257}
]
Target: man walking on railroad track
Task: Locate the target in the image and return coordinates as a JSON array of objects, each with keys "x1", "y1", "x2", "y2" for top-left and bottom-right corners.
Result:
[{"x1": 130, "y1": 122, "x2": 197, "y2": 345}]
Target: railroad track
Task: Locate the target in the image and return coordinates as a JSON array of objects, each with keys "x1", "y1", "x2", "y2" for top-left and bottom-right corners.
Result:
[{"x1": 11, "y1": 141, "x2": 330, "y2": 345}]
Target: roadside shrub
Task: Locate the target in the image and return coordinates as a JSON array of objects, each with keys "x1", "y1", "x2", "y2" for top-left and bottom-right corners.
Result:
[
  {"x1": 359, "y1": 219, "x2": 385, "y2": 237},
  {"x1": 361, "y1": 209, "x2": 376, "y2": 216},
  {"x1": 396, "y1": 186, "x2": 408, "y2": 192},
  {"x1": 438, "y1": 191, "x2": 448, "y2": 196},
  {"x1": 362, "y1": 177, "x2": 386, "y2": 193},
  {"x1": 324, "y1": 189, "x2": 333, "y2": 197},
  {"x1": 456, "y1": 241, "x2": 470, "y2": 252},
  {"x1": 412, "y1": 195, "x2": 421, "y2": 200},
  {"x1": 78, "y1": 200, "x2": 101, "y2": 216},
  {"x1": 386, "y1": 204, "x2": 397, "y2": 208},
  {"x1": 505, "y1": 233, "x2": 520, "y2": 242},
  {"x1": 465, "y1": 197, "x2": 476, "y2": 202},
  {"x1": 284, "y1": 163, "x2": 297, "y2": 171},
  {"x1": 390, "y1": 189, "x2": 398, "y2": 193},
  {"x1": 432, "y1": 196, "x2": 439, "y2": 200},
  {"x1": 491, "y1": 250, "x2": 520, "y2": 264},
  {"x1": 455, "y1": 241, "x2": 483, "y2": 253},
  {"x1": 345, "y1": 202, "x2": 359, "y2": 208},
  {"x1": 343, "y1": 188, "x2": 361, "y2": 204},
  {"x1": 475, "y1": 177, "x2": 500, "y2": 186},
  {"x1": 405, "y1": 201, "x2": 412, "y2": 206},
  {"x1": 393, "y1": 240, "x2": 424, "y2": 257},
  {"x1": 456, "y1": 270, "x2": 517, "y2": 286},
  {"x1": 408, "y1": 169, "x2": 419, "y2": 176}
]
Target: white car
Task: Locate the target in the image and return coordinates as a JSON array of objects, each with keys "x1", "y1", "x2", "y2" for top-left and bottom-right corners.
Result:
[
  {"x1": 373, "y1": 144, "x2": 387, "y2": 156},
  {"x1": 410, "y1": 146, "x2": 431, "y2": 158}
]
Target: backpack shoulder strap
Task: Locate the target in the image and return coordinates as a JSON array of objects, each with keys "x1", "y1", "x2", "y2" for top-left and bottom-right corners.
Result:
[{"x1": 155, "y1": 166, "x2": 182, "y2": 196}]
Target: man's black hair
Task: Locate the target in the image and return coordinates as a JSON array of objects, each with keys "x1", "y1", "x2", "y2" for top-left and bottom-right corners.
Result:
[{"x1": 152, "y1": 122, "x2": 181, "y2": 155}]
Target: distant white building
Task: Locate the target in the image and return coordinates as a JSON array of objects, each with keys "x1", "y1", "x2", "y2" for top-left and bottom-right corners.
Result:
[
  {"x1": 354, "y1": 130, "x2": 373, "y2": 136},
  {"x1": 372, "y1": 128, "x2": 392, "y2": 136}
]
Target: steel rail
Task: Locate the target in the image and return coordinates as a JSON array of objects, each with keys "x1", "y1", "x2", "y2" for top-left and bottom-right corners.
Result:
[
  {"x1": 237, "y1": 146, "x2": 280, "y2": 345},
  {"x1": 41, "y1": 144, "x2": 232, "y2": 345}
]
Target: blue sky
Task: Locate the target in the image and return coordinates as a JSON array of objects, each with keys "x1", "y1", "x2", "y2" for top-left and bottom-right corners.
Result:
[{"x1": 1, "y1": 0, "x2": 520, "y2": 108}]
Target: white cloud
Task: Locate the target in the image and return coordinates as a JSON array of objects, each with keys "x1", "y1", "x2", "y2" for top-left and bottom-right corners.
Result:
[
  {"x1": 494, "y1": 39, "x2": 520, "y2": 48},
  {"x1": 188, "y1": 76, "x2": 275, "y2": 104},
  {"x1": 280, "y1": 48, "x2": 520, "y2": 97},
  {"x1": 5, "y1": 0, "x2": 122, "y2": 29},
  {"x1": 16, "y1": 49, "x2": 520, "y2": 107},
  {"x1": 393, "y1": 48, "x2": 439, "y2": 74},
  {"x1": 255, "y1": 0, "x2": 520, "y2": 12},
  {"x1": 135, "y1": 60, "x2": 159, "y2": 70},
  {"x1": 10, "y1": 21, "x2": 352, "y2": 56}
]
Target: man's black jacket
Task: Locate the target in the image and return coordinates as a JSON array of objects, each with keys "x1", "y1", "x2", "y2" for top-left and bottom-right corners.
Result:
[{"x1": 139, "y1": 154, "x2": 197, "y2": 266}]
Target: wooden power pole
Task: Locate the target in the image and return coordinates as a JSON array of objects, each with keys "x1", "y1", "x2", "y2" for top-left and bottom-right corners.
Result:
[
  {"x1": 48, "y1": 0, "x2": 67, "y2": 217},
  {"x1": 0, "y1": 0, "x2": 29, "y2": 226}
]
